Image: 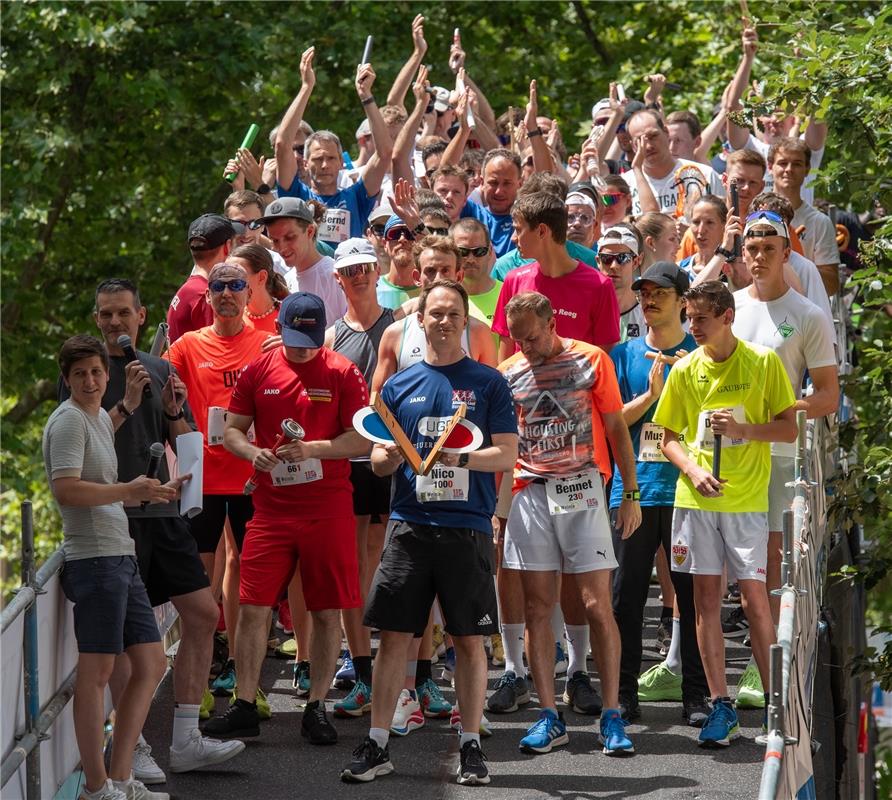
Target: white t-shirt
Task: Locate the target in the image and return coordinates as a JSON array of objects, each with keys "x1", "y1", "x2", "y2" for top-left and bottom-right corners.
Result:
[
  {"x1": 622, "y1": 158, "x2": 725, "y2": 216},
  {"x1": 788, "y1": 250, "x2": 832, "y2": 323},
  {"x1": 269, "y1": 248, "x2": 298, "y2": 293},
  {"x1": 732, "y1": 287, "x2": 836, "y2": 455},
  {"x1": 742, "y1": 133, "x2": 825, "y2": 206},
  {"x1": 293, "y1": 256, "x2": 348, "y2": 323},
  {"x1": 791, "y1": 202, "x2": 838, "y2": 268}
]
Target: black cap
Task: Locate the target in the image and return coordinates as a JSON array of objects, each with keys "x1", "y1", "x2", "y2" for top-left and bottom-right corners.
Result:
[
  {"x1": 188, "y1": 213, "x2": 239, "y2": 250},
  {"x1": 567, "y1": 181, "x2": 598, "y2": 204},
  {"x1": 631, "y1": 261, "x2": 690, "y2": 293},
  {"x1": 258, "y1": 197, "x2": 315, "y2": 225}
]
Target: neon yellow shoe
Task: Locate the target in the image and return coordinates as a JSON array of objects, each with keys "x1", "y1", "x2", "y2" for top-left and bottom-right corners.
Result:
[
  {"x1": 229, "y1": 687, "x2": 272, "y2": 720},
  {"x1": 199, "y1": 687, "x2": 215, "y2": 720},
  {"x1": 637, "y1": 662, "x2": 683, "y2": 702},
  {"x1": 735, "y1": 663, "x2": 765, "y2": 708},
  {"x1": 275, "y1": 637, "x2": 297, "y2": 659}
]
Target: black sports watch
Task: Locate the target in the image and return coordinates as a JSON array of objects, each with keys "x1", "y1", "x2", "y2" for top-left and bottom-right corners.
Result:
[
  {"x1": 622, "y1": 488, "x2": 641, "y2": 502},
  {"x1": 714, "y1": 245, "x2": 735, "y2": 261},
  {"x1": 411, "y1": 222, "x2": 427, "y2": 236}
]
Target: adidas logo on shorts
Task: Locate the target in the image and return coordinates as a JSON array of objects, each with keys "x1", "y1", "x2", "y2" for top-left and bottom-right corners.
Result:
[{"x1": 476, "y1": 614, "x2": 493, "y2": 626}]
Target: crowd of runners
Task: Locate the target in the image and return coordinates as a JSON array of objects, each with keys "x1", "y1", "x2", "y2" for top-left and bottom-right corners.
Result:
[{"x1": 43, "y1": 14, "x2": 859, "y2": 799}]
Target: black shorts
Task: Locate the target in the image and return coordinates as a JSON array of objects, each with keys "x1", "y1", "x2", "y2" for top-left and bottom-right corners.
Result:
[
  {"x1": 187, "y1": 494, "x2": 254, "y2": 553},
  {"x1": 129, "y1": 516, "x2": 210, "y2": 607},
  {"x1": 363, "y1": 520, "x2": 498, "y2": 637},
  {"x1": 350, "y1": 461, "x2": 392, "y2": 517}
]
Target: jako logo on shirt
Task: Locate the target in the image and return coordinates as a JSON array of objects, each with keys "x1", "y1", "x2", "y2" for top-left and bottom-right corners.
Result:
[
  {"x1": 198, "y1": 361, "x2": 213, "y2": 369},
  {"x1": 409, "y1": 396, "x2": 427, "y2": 404},
  {"x1": 263, "y1": 389, "x2": 280, "y2": 395},
  {"x1": 452, "y1": 389, "x2": 477, "y2": 410}
]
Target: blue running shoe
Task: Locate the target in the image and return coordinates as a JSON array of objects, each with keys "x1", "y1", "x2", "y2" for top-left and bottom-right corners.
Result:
[
  {"x1": 600, "y1": 708, "x2": 635, "y2": 755},
  {"x1": 417, "y1": 677, "x2": 452, "y2": 717},
  {"x1": 519, "y1": 709, "x2": 569, "y2": 754},
  {"x1": 698, "y1": 698, "x2": 740, "y2": 747},
  {"x1": 211, "y1": 659, "x2": 237, "y2": 697},
  {"x1": 292, "y1": 660, "x2": 311, "y2": 697},
  {"x1": 442, "y1": 647, "x2": 456, "y2": 684},
  {"x1": 334, "y1": 651, "x2": 355, "y2": 690},
  {"x1": 334, "y1": 679, "x2": 372, "y2": 717},
  {"x1": 554, "y1": 641, "x2": 568, "y2": 676}
]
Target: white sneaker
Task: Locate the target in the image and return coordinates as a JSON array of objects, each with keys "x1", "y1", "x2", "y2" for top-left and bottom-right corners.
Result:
[
  {"x1": 168, "y1": 728, "x2": 245, "y2": 773},
  {"x1": 112, "y1": 779, "x2": 170, "y2": 800},
  {"x1": 390, "y1": 688, "x2": 424, "y2": 736},
  {"x1": 131, "y1": 742, "x2": 166, "y2": 785},
  {"x1": 80, "y1": 779, "x2": 127, "y2": 800}
]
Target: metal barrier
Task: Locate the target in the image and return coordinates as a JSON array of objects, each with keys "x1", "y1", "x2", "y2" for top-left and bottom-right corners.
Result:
[{"x1": 0, "y1": 502, "x2": 68, "y2": 799}]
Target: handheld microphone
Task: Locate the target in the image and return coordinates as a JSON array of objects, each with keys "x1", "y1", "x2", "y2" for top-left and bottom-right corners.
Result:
[
  {"x1": 141, "y1": 442, "x2": 166, "y2": 510},
  {"x1": 118, "y1": 334, "x2": 151, "y2": 399}
]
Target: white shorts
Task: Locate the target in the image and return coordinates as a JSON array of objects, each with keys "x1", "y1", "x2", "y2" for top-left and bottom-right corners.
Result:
[
  {"x1": 503, "y1": 480, "x2": 617, "y2": 573},
  {"x1": 495, "y1": 471, "x2": 514, "y2": 519},
  {"x1": 670, "y1": 508, "x2": 768, "y2": 582},
  {"x1": 767, "y1": 455, "x2": 796, "y2": 531}
]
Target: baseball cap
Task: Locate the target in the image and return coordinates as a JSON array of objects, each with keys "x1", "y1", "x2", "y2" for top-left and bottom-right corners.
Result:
[
  {"x1": 432, "y1": 87, "x2": 451, "y2": 113},
  {"x1": 743, "y1": 210, "x2": 790, "y2": 240},
  {"x1": 368, "y1": 202, "x2": 393, "y2": 224},
  {"x1": 334, "y1": 238, "x2": 378, "y2": 269},
  {"x1": 632, "y1": 261, "x2": 690, "y2": 293},
  {"x1": 383, "y1": 214, "x2": 410, "y2": 236},
  {"x1": 623, "y1": 100, "x2": 646, "y2": 121},
  {"x1": 188, "y1": 214, "x2": 239, "y2": 250},
  {"x1": 355, "y1": 118, "x2": 372, "y2": 140},
  {"x1": 591, "y1": 98, "x2": 612, "y2": 123},
  {"x1": 277, "y1": 292, "x2": 326, "y2": 348},
  {"x1": 598, "y1": 226, "x2": 639, "y2": 254},
  {"x1": 568, "y1": 181, "x2": 599, "y2": 204},
  {"x1": 258, "y1": 197, "x2": 315, "y2": 225},
  {"x1": 566, "y1": 191, "x2": 597, "y2": 213}
]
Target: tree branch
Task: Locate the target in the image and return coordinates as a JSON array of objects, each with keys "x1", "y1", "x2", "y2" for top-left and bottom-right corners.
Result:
[
  {"x1": 3, "y1": 379, "x2": 57, "y2": 425},
  {"x1": 571, "y1": 1, "x2": 613, "y2": 67}
]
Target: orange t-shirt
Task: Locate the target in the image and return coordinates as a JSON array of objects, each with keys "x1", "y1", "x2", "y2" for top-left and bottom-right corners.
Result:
[
  {"x1": 676, "y1": 224, "x2": 804, "y2": 262},
  {"x1": 498, "y1": 339, "x2": 623, "y2": 490},
  {"x1": 167, "y1": 324, "x2": 270, "y2": 494},
  {"x1": 244, "y1": 304, "x2": 280, "y2": 335}
]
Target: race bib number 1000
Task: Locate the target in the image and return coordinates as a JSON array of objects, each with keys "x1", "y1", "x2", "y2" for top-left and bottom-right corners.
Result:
[{"x1": 415, "y1": 466, "x2": 469, "y2": 503}]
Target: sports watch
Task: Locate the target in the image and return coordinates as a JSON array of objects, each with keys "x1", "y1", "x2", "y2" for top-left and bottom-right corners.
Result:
[{"x1": 622, "y1": 488, "x2": 641, "y2": 502}]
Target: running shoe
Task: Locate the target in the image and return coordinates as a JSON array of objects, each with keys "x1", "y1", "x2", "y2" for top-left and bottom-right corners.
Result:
[
  {"x1": 519, "y1": 708, "x2": 569, "y2": 754},
  {"x1": 637, "y1": 662, "x2": 683, "y2": 701},
  {"x1": 450, "y1": 705, "x2": 493, "y2": 737},
  {"x1": 417, "y1": 677, "x2": 452, "y2": 717},
  {"x1": 442, "y1": 646, "x2": 456, "y2": 684},
  {"x1": 111, "y1": 779, "x2": 169, "y2": 800},
  {"x1": 457, "y1": 739, "x2": 490, "y2": 785},
  {"x1": 275, "y1": 599, "x2": 293, "y2": 634},
  {"x1": 698, "y1": 698, "x2": 740, "y2": 747},
  {"x1": 301, "y1": 700, "x2": 337, "y2": 745},
  {"x1": 489, "y1": 633, "x2": 505, "y2": 667},
  {"x1": 340, "y1": 736, "x2": 393, "y2": 783},
  {"x1": 334, "y1": 650, "x2": 355, "y2": 690},
  {"x1": 80, "y1": 779, "x2": 127, "y2": 800},
  {"x1": 390, "y1": 689, "x2": 424, "y2": 735},
  {"x1": 562, "y1": 671, "x2": 603, "y2": 715},
  {"x1": 334, "y1": 679, "x2": 372, "y2": 717},
  {"x1": 725, "y1": 581, "x2": 741, "y2": 602},
  {"x1": 274, "y1": 638, "x2": 296, "y2": 659},
  {"x1": 132, "y1": 741, "x2": 166, "y2": 784},
  {"x1": 168, "y1": 728, "x2": 245, "y2": 773},
  {"x1": 202, "y1": 699, "x2": 259, "y2": 739},
  {"x1": 554, "y1": 641, "x2": 569, "y2": 675},
  {"x1": 600, "y1": 708, "x2": 635, "y2": 755},
  {"x1": 292, "y1": 660, "x2": 311, "y2": 697},
  {"x1": 486, "y1": 670, "x2": 531, "y2": 714},
  {"x1": 211, "y1": 659, "x2": 236, "y2": 697},
  {"x1": 735, "y1": 663, "x2": 766, "y2": 708},
  {"x1": 228, "y1": 687, "x2": 271, "y2": 720},
  {"x1": 619, "y1": 693, "x2": 641, "y2": 722},
  {"x1": 721, "y1": 606, "x2": 749, "y2": 638},
  {"x1": 682, "y1": 695, "x2": 711, "y2": 728},
  {"x1": 199, "y1": 687, "x2": 215, "y2": 721}
]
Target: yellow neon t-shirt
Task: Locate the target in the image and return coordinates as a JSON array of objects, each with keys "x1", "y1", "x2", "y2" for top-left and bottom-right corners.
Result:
[{"x1": 652, "y1": 339, "x2": 795, "y2": 513}]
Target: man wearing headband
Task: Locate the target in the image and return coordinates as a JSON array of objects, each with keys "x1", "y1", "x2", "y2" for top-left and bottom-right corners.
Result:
[
  {"x1": 597, "y1": 226, "x2": 646, "y2": 342},
  {"x1": 565, "y1": 189, "x2": 601, "y2": 250},
  {"x1": 727, "y1": 211, "x2": 838, "y2": 709}
]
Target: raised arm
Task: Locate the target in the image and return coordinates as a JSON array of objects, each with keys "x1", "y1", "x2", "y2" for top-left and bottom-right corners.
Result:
[
  {"x1": 630, "y1": 135, "x2": 660, "y2": 213},
  {"x1": 392, "y1": 65, "x2": 430, "y2": 186},
  {"x1": 643, "y1": 73, "x2": 667, "y2": 114},
  {"x1": 440, "y1": 90, "x2": 472, "y2": 167},
  {"x1": 356, "y1": 62, "x2": 394, "y2": 198},
  {"x1": 524, "y1": 80, "x2": 553, "y2": 173},
  {"x1": 726, "y1": 26, "x2": 759, "y2": 150},
  {"x1": 386, "y1": 14, "x2": 428, "y2": 109},
  {"x1": 275, "y1": 47, "x2": 316, "y2": 191},
  {"x1": 694, "y1": 89, "x2": 729, "y2": 163}
]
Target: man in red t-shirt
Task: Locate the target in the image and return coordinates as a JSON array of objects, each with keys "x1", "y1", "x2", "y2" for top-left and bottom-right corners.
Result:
[
  {"x1": 203, "y1": 292, "x2": 370, "y2": 747},
  {"x1": 167, "y1": 214, "x2": 241, "y2": 342}
]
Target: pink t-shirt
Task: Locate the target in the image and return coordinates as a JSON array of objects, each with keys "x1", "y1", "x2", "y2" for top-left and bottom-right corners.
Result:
[{"x1": 491, "y1": 261, "x2": 620, "y2": 350}]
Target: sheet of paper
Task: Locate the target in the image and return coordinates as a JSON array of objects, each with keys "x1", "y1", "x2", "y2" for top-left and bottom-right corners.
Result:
[{"x1": 176, "y1": 431, "x2": 204, "y2": 518}]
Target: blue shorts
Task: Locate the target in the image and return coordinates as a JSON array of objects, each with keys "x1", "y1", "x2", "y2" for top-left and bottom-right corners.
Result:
[{"x1": 61, "y1": 555, "x2": 161, "y2": 654}]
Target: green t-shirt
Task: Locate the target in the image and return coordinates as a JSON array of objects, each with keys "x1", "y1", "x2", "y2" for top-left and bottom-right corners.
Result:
[
  {"x1": 491, "y1": 240, "x2": 597, "y2": 281},
  {"x1": 652, "y1": 340, "x2": 796, "y2": 513},
  {"x1": 468, "y1": 279, "x2": 503, "y2": 349},
  {"x1": 376, "y1": 275, "x2": 419, "y2": 310}
]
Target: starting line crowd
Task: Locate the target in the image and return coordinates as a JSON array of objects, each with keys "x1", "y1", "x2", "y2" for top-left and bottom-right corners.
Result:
[{"x1": 43, "y1": 15, "x2": 848, "y2": 799}]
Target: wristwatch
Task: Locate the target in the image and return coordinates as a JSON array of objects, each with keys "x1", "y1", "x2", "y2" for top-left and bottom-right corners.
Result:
[
  {"x1": 622, "y1": 488, "x2": 641, "y2": 502},
  {"x1": 164, "y1": 409, "x2": 185, "y2": 421},
  {"x1": 714, "y1": 245, "x2": 735, "y2": 261},
  {"x1": 256, "y1": 183, "x2": 272, "y2": 195},
  {"x1": 458, "y1": 452, "x2": 470, "y2": 468},
  {"x1": 116, "y1": 399, "x2": 133, "y2": 418},
  {"x1": 411, "y1": 222, "x2": 427, "y2": 236}
]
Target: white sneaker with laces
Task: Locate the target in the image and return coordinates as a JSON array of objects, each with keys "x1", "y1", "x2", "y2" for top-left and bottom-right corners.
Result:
[
  {"x1": 112, "y1": 779, "x2": 170, "y2": 800},
  {"x1": 79, "y1": 779, "x2": 127, "y2": 800},
  {"x1": 131, "y1": 742, "x2": 166, "y2": 785},
  {"x1": 168, "y1": 728, "x2": 245, "y2": 773}
]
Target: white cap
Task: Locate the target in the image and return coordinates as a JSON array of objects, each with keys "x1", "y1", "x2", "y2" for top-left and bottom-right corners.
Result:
[
  {"x1": 591, "y1": 98, "x2": 612, "y2": 122},
  {"x1": 355, "y1": 118, "x2": 372, "y2": 140},
  {"x1": 598, "y1": 226, "x2": 639, "y2": 254},
  {"x1": 433, "y1": 87, "x2": 451, "y2": 113},
  {"x1": 565, "y1": 192, "x2": 597, "y2": 213}
]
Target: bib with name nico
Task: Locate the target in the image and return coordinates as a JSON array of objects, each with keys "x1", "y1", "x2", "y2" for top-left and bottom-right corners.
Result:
[{"x1": 415, "y1": 465, "x2": 469, "y2": 503}]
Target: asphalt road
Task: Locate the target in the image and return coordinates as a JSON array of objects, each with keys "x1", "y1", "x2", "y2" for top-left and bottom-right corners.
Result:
[{"x1": 143, "y1": 591, "x2": 763, "y2": 799}]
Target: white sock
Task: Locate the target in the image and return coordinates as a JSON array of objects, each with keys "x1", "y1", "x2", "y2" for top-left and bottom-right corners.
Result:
[
  {"x1": 565, "y1": 624, "x2": 589, "y2": 677},
  {"x1": 664, "y1": 619, "x2": 682, "y2": 673},
  {"x1": 459, "y1": 731, "x2": 481, "y2": 748},
  {"x1": 369, "y1": 726, "x2": 389, "y2": 749},
  {"x1": 501, "y1": 623, "x2": 525, "y2": 675},
  {"x1": 550, "y1": 605, "x2": 565, "y2": 646},
  {"x1": 172, "y1": 704, "x2": 200, "y2": 749}
]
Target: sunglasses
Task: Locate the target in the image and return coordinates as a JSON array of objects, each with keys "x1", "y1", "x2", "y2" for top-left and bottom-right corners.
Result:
[
  {"x1": 457, "y1": 245, "x2": 490, "y2": 258},
  {"x1": 425, "y1": 225, "x2": 450, "y2": 236},
  {"x1": 209, "y1": 278, "x2": 248, "y2": 293},
  {"x1": 232, "y1": 218, "x2": 265, "y2": 231},
  {"x1": 369, "y1": 224, "x2": 386, "y2": 237},
  {"x1": 746, "y1": 210, "x2": 785, "y2": 224},
  {"x1": 600, "y1": 193, "x2": 624, "y2": 207},
  {"x1": 598, "y1": 252, "x2": 635, "y2": 266},
  {"x1": 384, "y1": 227, "x2": 415, "y2": 242},
  {"x1": 336, "y1": 262, "x2": 376, "y2": 278},
  {"x1": 567, "y1": 213, "x2": 594, "y2": 226}
]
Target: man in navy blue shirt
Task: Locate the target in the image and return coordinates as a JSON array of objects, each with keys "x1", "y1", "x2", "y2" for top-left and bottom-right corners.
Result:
[
  {"x1": 608, "y1": 262, "x2": 709, "y2": 726},
  {"x1": 274, "y1": 47, "x2": 393, "y2": 247},
  {"x1": 341, "y1": 280, "x2": 517, "y2": 787}
]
